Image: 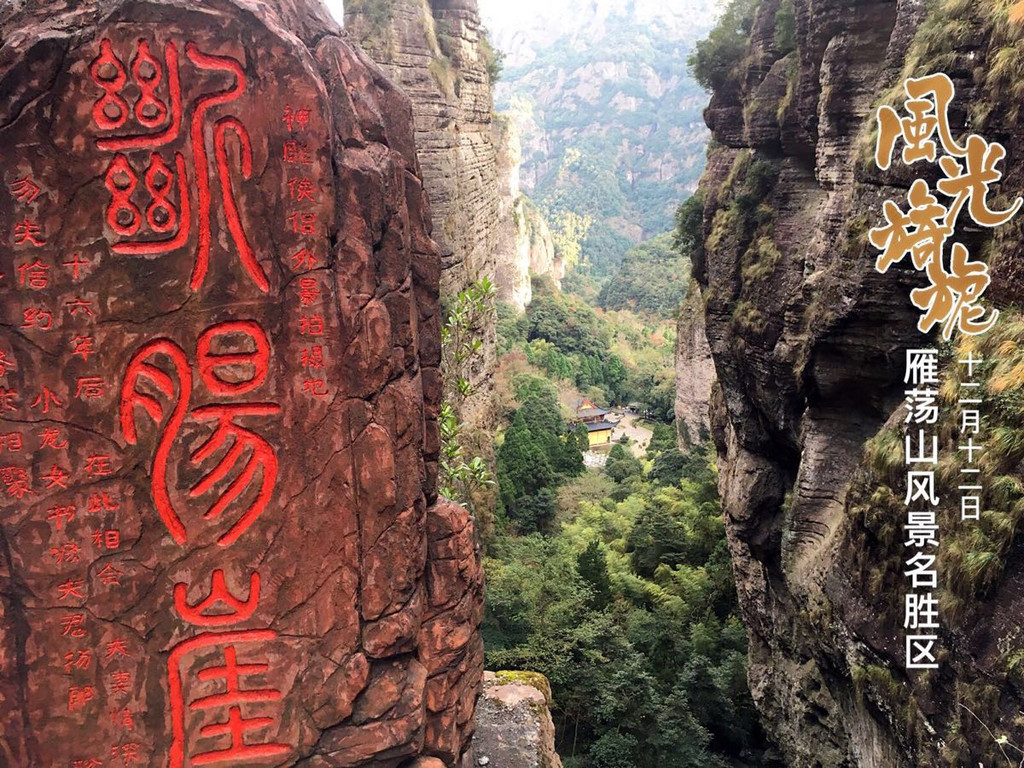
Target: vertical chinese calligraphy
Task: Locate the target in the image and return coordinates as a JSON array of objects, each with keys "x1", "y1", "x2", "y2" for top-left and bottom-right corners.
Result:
[
  {"x1": 903, "y1": 349, "x2": 940, "y2": 670},
  {"x1": 872, "y1": 73, "x2": 1021, "y2": 673},
  {"x1": 120, "y1": 321, "x2": 280, "y2": 547},
  {"x1": 870, "y1": 73, "x2": 1022, "y2": 339},
  {"x1": 89, "y1": 35, "x2": 293, "y2": 765},
  {"x1": 168, "y1": 570, "x2": 288, "y2": 767},
  {"x1": 280, "y1": 102, "x2": 333, "y2": 401}
]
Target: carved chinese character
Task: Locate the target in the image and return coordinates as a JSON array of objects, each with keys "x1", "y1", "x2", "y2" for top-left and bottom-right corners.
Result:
[
  {"x1": 1, "y1": 466, "x2": 32, "y2": 499},
  {"x1": 51, "y1": 542, "x2": 82, "y2": 564},
  {"x1": 301, "y1": 346, "x2": 324, "y2": 370},
  {"x1": 60, "y1": 613, "x2": 88, "y2": 638},
  {"x1": 0, "y1": 431, "x2": 23, "y2": 452},
  {"x1": 64, "y1": 253, "x2": 93, "y2": 281},
  {"x1": 22, "y1": 307, "x2": 53, "y2": 330},
  {"x1": 110, "y1": 670, "x2": 132, "y2": 695},
  {"x1": 76, "y1": 377, "x2": 107, "y2": 399},
  {"x1": 47, "y1": 505, "x2": 77, "y2": 531},
  {"x1": 92, "y1": 529, "x2": 121, "y2": 549},
  {"x1": 13, "y1": 218, "x2": 46, "y2": 246},
  {"x1": 301, "y1": 379, "x2": 329, "y2": 397},
  {"x1": 299, "y1": 315, "x2": 324, "y2": 336},
  {"x1": 106, "y1": 638, "x2": 130, "y2": 660},
  {"x1": 16, "y1": 259, "x2": 50, "y2": 289},
  {"x1": 0, "y1": 350, "x2": 15, "y2": 377},
  {"x1": 97, "y1": 563, "x2": 124, "y2": 586},
  {"x1": 85, "y1": 455, "x2": 113, "y2": 476},
  {"x1": 89, "y1": 39, "x2": 270, "y2": 293},
  {"x1": 289, "y1": 247, "x2": 319, "y2": 271},
  {"x1": 31, "y1": 386, "x2": 64, "y2": 414},
  {"x1": 57, "y1": 579, "x2": 86, "y2": 600},
  {"x1": 0, "y1": 388, "x2": 17, "y2": 412},
  {"x1": 66, "y1": 297, "x2": 95, "y2": 317},
  {"x1": 288, "y1": 177, "x2": 316, "y2": 202},
  {"x1": 64, "y1": 649, "x2": 93, "y2": 673},
  {"x1": 10, "y1": 176, "x2": 41, "y2": 205},
  {"x1": 282, "y1": 104, "x2": 311, "y2": 132},
  {"x1": 297, "y1": 277, "x2": 320, "y2": 306},
  {"x1": 282, "y1": 140, "x2": 312, "y2": 164},
  {"x1": 174, "y1": 569, "x2": 260, "y2": 626},
  {"x1": 39, "y1": 428, "x2": 69, "y2": 449},
  {"x1": 168, "y1": 570, "x2": 288, "y2": 767},
  {"x1": 111, "y1": 743, "x2": 142, "y2": 766},
  {"x1": 72, "y1": 335, "x2": 97, "y2": 361},
  {"x1": 42, "y1": 464, "x2": 70, "y2": 489},
  {"x1": 287, "y1": 212, "x2": 317, "y2": 235},
  {"x1": 121, "y1": 322, "x2": 280, "y2": 546},
  {"x1": 68, "y1": 685, "x2": 95, "y2": 712},
  {"x1": 110, "y1": 708, "x2": 136, "y2": 731},
  {"x1": 87, "y1": 492, "x2": 119, "y2": 513}
]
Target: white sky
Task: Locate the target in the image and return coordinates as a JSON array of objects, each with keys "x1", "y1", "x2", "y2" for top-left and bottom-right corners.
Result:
[{"x1": 323, "y1": 0, "x2": 344, "y2": 24}]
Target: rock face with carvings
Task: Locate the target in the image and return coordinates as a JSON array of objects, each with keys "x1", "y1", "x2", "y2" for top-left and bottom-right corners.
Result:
[{"x1": 0, "y1": 1, "x2": 484, "y2": 766}]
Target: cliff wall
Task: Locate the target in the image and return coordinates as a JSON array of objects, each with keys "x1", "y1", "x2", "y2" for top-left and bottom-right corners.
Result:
[
  {"x1": 345, "y1": 0, "x2": 500, "y2": 432},
  {"x1": 492, "y1": 114, "x2": 560, "y2": 312},
  {"x1": 687, "y1": 0, "x2": 1024, "y2": 764}
]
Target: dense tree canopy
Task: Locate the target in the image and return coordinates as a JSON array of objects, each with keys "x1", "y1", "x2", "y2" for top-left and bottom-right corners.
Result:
[
  {"x1": 485, "y1": 435, "x2": 780, "y2": 767},
  {"x1": 598, "y1": 233, "x2": 690, "y2": 317},
  {"x1": 497, "y1": 375, "x2": 585, "y2": 533}
]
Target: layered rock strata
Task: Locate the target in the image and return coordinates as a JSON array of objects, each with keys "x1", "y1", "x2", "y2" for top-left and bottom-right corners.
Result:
[
  {"x1": 688, "y1": 0, "x2": 1024, "y2": 764},
  {"x1": 345, "y1": 0, "x2": 500, "y2": 429}
]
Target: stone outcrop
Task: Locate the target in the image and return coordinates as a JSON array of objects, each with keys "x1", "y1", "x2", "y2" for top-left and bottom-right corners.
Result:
[
  {"x1": 345, "y1": 0, "x2": 500, "y2": 431},
  {"x1": 345, "y1": 0, "x2": 500, "y2": 301},
  {"x1": 686, "y1": 0, "x2": 1024, "y2": 765},
  {"x1": 0, "y1": 1, "x2": 483, "y2": 765},
  {"x1": 471, "y1": 671, "x2": 562, "y2": 768},
  {"x1": 492, "y1": 114, "x2": 560, "y2": 311},
  {"x1": 674, "y1": 280, "x2": 714, "y2": 447}
]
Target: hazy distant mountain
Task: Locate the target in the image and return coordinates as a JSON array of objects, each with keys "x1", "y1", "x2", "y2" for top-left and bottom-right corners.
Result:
[
  {"x1": 481, "y1": 0, "x2": 717, "y2": 67},
  {"x1": 479, "y1": 0, "x2": 718, "y2": 277}
]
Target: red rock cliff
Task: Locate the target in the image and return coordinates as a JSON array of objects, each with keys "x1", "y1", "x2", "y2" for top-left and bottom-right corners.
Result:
[{"x1": 0, "y1": 1, "x2": 484, "y2": 765}]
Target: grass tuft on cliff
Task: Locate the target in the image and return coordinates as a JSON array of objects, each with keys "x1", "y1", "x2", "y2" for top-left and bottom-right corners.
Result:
[{"x1": 846, "y1": 313, "x2": 1024, "y2": 762}]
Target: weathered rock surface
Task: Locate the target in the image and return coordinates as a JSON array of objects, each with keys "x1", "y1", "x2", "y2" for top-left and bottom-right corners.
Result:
[
  {"x1": 492, "y1": 114, "x2": 560, "y2": 312},
  {"x1": 346, "y1": 0, "x2": 499, "y2": 300},
  {"x1": 0, "y1": 1, "x2": 483, "y2": 765},
  {"x1": 471, "y1": 672, "x2": 561, "y2": 768},
  {"x1": 687, "y1": 0, "x2": 1024, "y2": 765},
  {"x1": 345, "y1": 0, "x2": 500, "y2": 431},
  {"x1": 674, "y1": 281, "x2": 714, "y2": 447}
]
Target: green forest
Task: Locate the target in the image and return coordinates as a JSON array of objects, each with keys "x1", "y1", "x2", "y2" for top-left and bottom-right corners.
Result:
[
  {"x1": 440, "y1": 1, "x2": 786, "y2": 764},
  {"x1": 450, "y1": 265, "x2": 779, "y2": 765},
  {"x1": 485, "y1": 420, "x2": 777, "y2": 766},
  {"x1": 494, "y1": 6, "x2": 714, "y2": 276}
]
